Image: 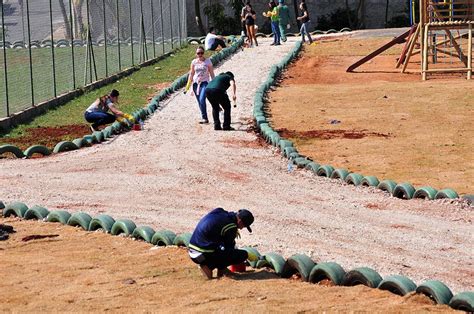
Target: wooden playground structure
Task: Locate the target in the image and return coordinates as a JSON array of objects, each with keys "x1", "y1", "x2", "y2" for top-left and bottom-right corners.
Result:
[{"x1": 348, "y1": 0, "x2": 473, "y2": 80}]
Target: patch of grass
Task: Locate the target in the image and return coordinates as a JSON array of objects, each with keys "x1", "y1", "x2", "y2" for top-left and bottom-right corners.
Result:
[{"x1": 1, "y1": 45, "x2": 212, "y2": 143}]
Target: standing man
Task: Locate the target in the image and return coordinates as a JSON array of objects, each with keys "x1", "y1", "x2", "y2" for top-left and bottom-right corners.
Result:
[
  {"x1": 278, "y1": 0, "x2": 291, "y2": 43},
  {"x1": 205, "y1": 71, "x2": 236, "y2": 131},
  {"x1": 188, "y1": 208, "x2": 256, "y2": 279}
]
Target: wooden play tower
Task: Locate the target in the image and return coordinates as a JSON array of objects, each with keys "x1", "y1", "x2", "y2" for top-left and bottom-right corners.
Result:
[{"x1": 402, "y1": 0, "x2": 473, "y2": 79}]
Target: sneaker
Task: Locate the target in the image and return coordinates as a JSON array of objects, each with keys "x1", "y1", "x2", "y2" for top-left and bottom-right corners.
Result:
[
  {"x1": 214, "y1": 126, "x2": 222, "y2": 131},
  {"x1": 199, "y1": 119, "x2": 209, "y2": 124},
  {"x1": 223, "y1": 127, "x2": 235, "y2": 131},
  {"x1": 217, "y1": 268, "x2": 233, "y2": 278},
  {"x1": 270, "y1": 43, "x2": 276, "y2": 46},
  {"x1": 199, "y1": 265, "x2": 213, "y2": 279}
]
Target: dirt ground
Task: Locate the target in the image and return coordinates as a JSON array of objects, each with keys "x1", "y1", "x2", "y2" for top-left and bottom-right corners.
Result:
[
  {"x1": 0, "y1": 218, "x2": 456, "y2": 312},
  {"x1": 269, "y1": 37, "x2": 473, "y2": 194}
]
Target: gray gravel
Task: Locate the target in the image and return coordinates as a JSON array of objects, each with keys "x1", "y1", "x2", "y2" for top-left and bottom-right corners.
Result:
[{"x1": 1, "y1": 37, "x2": 472, "y2": 293}]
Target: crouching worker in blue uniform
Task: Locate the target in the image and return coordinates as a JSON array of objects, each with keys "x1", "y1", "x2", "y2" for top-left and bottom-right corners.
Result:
[{"x1": 188, "y1": 208, "x2": 257, "y2": 279}]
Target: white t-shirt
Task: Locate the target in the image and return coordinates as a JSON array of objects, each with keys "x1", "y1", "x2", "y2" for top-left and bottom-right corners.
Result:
[
  {"x1": 192, "y1": 58, "x2": 212, "y2": 83},
  {"x1": 86, "y1": 98, "x2": 112, "y2": 113},
  {"x1": 204, "y1": 33, "x2": 217, "y2": 50}
]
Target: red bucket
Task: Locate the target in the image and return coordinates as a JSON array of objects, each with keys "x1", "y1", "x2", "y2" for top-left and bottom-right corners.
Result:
[
  {"x1": 229, "y1": 263, "x2": 246, "y2": 273},
  {"x1": 132, "y1": 124, "x2": 141, "y2": 131}
]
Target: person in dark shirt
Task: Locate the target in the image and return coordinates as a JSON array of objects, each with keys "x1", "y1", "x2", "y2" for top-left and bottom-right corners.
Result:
[
  {"x1": 188, "y1": 208, "x2": 255, "y2": 279},
  {"x1": 297, "y1": 0, "x2": 313, "y2": 44},
  {"x1": 205, "y1": 71, "x2": 237, "y2": 131}
]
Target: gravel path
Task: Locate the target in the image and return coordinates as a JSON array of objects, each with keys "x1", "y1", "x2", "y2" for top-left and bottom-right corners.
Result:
[{"x1": 1, "y1": 37, "x2": 472, "y2": 292}]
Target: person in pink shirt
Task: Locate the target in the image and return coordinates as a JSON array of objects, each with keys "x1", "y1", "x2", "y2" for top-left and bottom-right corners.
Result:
[{"x1": 185, "y1": 46, "x2": 215, "y2": 124}]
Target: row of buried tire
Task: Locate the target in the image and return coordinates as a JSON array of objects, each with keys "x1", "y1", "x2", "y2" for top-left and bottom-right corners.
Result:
[
  {"x1": 186, "y1": 28, "x2": 352, "y2": 44},
  {"x1": 0, "y1": 37, "x2": 180, "y2": 49},
  {"x1": 1, "y1": 199, "x2": 472, "y2": 311},
  {"x1": 0, "y1": 37, "x2": 245, "y2": 160},
  {"x1": 253, "y1": 41, "x2": 474, "y2": 203}
]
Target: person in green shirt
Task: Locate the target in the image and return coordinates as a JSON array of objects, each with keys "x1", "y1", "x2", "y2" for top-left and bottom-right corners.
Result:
[
  {"x1": 205, "y1": 72, "x2": 237, "y2": 131},
  {"x1": 277, "y1": 0, "x2": 291, "y2": 42},
  {"x1": 263, "y1": 1, "x2": 281, "y2": 45}
]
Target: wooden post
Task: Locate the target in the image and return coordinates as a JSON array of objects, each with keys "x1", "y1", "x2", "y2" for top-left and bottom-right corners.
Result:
[
  {"x1": 422, "y1": 23, "x2": 430, "y2": 80},
  {"x1": 401, "y1": 23, "x2": 421, "y2": 72}
]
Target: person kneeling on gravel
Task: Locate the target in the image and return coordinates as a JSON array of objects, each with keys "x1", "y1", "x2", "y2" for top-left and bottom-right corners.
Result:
[
  {"x1": 205, "y1": 71, "x2": 237, "y2": 131},
  {"x1": 188, "y1": 208, "x2": 257, "y2": 279},
  {"x1": 84, "y1": 89, "x2": 125, "y2": 132}
]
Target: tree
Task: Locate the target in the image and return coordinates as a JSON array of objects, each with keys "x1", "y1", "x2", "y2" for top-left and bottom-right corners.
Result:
[
  {"x1": 357, "y1": 0, "x2": 366, "y2": 29},
  {"x1": 58, "y1": 0, "x2": 72, "y2": 40},
  {"x1": 73, "y1": 0, "x2": 86, "y2": 39},
  {"x1": 194, "y1": 0, "x2": 206, "y2": 35}
]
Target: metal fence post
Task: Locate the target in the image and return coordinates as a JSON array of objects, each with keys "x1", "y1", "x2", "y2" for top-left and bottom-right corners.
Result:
[
  {"x1": 49, "y1": 0, "x2": 57, "y2": 97},
  {"x1": 116, "y1": 0, "x2": 121, "y2": 71},
  {"x1": 150, "y1": 0, "x2": 156, "y2": 58},
  {"x1": 102, "y1": 0, "x2": 108, "y2": 76},
  {"x1": 1, "y1": 0, "x2": 10, "y2": 116},
  {"x1": 177, "y1": 0, "x2": 181, "y2": 48},
  {"x1": 159, "y1": 0, "x2": 165, "y2": 55},
  {"x1": 168, "y1": 0, "x2": 173, "y2": 50},
  {"x1": 128, "y1": 0, "x2": 134, "y2": 65},
  {"x1": 25, "y1": 0, "x2": 34, "y2": 106},
  {"x1": 69, "y1": 0, "x2": 76, "y2": 89}
]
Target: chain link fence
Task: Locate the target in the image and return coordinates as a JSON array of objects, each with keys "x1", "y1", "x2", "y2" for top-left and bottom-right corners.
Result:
[{"x1": 0, "y1": 0, "x2": 186, "y2": 118}]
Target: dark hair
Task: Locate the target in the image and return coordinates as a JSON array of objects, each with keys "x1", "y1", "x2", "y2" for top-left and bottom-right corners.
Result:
[
  {"x1": 245, "y1": 1, "x2": 251, "y2": 5},
  {"x1": 209, "y1": 26, "x2": 215, "y2": 33},
  {"x1": 197, "y1": 46, "x2": 204, "y2": 52},
  {"x1": 301, "y1": 2, "x2": 307, "y2": 10},
  {"x1": 110, "y1": 89, "x2": 119, "y2": 98},
  {"x1": 225, "y1": 71, "x2": 234, "y2": 79},
  {"x1": 269, "y1": 1, "x2": 276, "y2": 8}
]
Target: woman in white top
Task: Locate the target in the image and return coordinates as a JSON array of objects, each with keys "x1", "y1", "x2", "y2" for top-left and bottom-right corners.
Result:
[
  {"x1": 185, "y1": 46, "x2": 215, "y2": 124},
  {"x1": 84, "y1": 89, "x2": 124, "y2": 131}
]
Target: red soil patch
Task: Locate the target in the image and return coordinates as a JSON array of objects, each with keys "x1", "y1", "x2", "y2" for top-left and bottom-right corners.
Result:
[
  {"x1": 219, "y1": 137, "x2": 266, "y2": 149},
  {"x1": 1, "y1": 124, "x2": 90, "y2": 151}
]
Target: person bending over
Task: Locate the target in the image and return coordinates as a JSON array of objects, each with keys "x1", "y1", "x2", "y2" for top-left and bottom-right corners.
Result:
[
  {"x1": 204, "y1": 27, "x2": 227, "y2": 51},
  {"x1": 205, "y1": 71, "x2": 236, "y2": 131},
  {"x1": 84, "y1": 89, "x2": 124, "y2": 132},
  {"x1": 188, "y1": 208, "x2": 255, "y2": 279}
]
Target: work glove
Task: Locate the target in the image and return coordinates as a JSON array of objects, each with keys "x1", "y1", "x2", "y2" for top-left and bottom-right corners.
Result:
[{"x1": 184, "y1": 80, "x2": 192, "y2": 94}]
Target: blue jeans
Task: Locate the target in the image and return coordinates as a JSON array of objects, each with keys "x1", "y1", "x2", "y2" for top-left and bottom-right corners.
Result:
[
  {"x1": 84, "y1": 111, "x2": 115, "y2": 128},
  {"x1": 300, "y1": 21, "x2": 313, "y2": 43},
  {"x1": 193, "y1": 81, "x2": 208, "y2": 120},
  {"x1": 271, "y1": 21, "x2": 281, "y2": 44}
]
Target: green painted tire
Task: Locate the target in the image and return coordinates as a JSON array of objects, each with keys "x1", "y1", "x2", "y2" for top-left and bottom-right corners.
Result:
[
  {"x1": 242, "y1": 247, "x2": 261, "y2": 268},
  {"x1": 289, "y1": 152, "x2": 300, "y2": 160},
  {"x1": 151, "y1": 230, "x2": 177, "y2": 246},
  {"x1": 24, "y1": 145, "x2": 51, "y2": 158},
  {"x1": 435, "y1": 189, "x2": 459, "y2": 200},
  {"x1": 283, "y1": 146, "x2": 297, "y2": 158},
  {"x1": 53, "y1": 141, "x2": 78, "y2": 154},
  {"x1": 46, "y1": 210, "x2": 71, "y2": 224},
  {"x1": 317, "y1": 165, "x2": 334, "y2": 177},
  {"x1": 342, "y1": 267, "x2": 383, "y2": 288},
  {"x1": 103, "y1": 126, "x2": 114, "y2": 138},
  {"x1": 281, "y1": 254, "x2": 316, "y2": 282},
  {"x1": 0, "y1": 201, "x2": 4, "y2": 210},
  {"x1": 24, "y1": 205, "x2": 50, "y2": 220},
  {"x1": 92, "y1": 131, "x2": 104, "y2": 143},
  {"x1": 173, "y1": 232, "x2": 192, "y2": 247},
  {"x1": 67, "y1": 212, "x2": 93, "y2": 230},
  {"x1": 330, "y1": 168, "x2": 350, "y2": 180},
  {"x1": 361, "y1": 176, "x2": 380, "y2": 187},
  {"x1": 416, "y1": 280, "x2": 453, "y2": 304},
  {"x1": 0, "y1": 144, "x2": 25, "y2": 158},
  {"x1": 463, "y1": 195, "x2": 474, "y2": 205},
  {"x1": 345, "y1": 173, "x2": 364, "y2": 186},
  {"x1": 392, "y1": 183, "x2": 416, "y2": 200},
  {"x1": 308, "y1": 262, "x2": 346, "y2": 285},
  {"x1": 279, "y1": 140, "x2": 293, "y2": 152},
  {"x1": 110, "y1": 219, "x2": 137, "y2": 236},
  {"x1": 305, "y1": 162, "x2": 321, "y2": 173},
  {"x1": 413, "y1": 187, "x2": 438, "y2": 200},
  {"x1": 377, "y1": 275, "x2": 417, "y2": 296},
  {"x1": 88, "y1": 214, "x2": 116, "y2": 233},
  {"x1": 377, "y1": 180, "x2": 397, "y2": 194},
  {"x1": 3, "y1": 202, "x2": 28, "y2": 218},
  {"x1": 264, "y1": 252, "x2": 286, "y2": 275},
  {"x1": 449, "y1": 292, "x2": 474, "y2": 312},
  {"x1": 83, "y1": 135, "x2": 97, "y2": 145},
  {"x1": 256, "y1": 259, "x2": 270, "y2": 268},
  {"x1": 132, "y1": 226, "x2": 156, "y2": 243},
  {"x1": 294, "y1": 157, "x2": 311, "y2": 168},
  {"x1": 72, "y1": 138, "x2": 89, "y2": 148}
]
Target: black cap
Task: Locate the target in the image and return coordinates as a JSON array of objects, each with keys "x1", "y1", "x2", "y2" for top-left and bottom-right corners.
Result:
[
  {"x1": 237, "y1": 209, "x2": 254, "y2": 233},
  {"x1": 225, "y1": 71, "x2": 234, "y2": 80}
]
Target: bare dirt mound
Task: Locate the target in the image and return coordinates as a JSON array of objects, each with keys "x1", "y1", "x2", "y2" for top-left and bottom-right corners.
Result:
[{"x1": 0, "y1": 218, "x2": 454, "y2": 312}]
